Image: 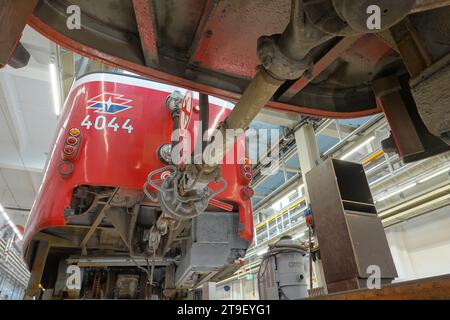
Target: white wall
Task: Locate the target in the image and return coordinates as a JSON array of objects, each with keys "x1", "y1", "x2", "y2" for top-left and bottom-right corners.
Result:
[
  {"x1": 385, "y1": 205, "x2": 450, "y2": 282},
  {"x1": 215, "y1": 278, "x2": 259, "y2": 300}
]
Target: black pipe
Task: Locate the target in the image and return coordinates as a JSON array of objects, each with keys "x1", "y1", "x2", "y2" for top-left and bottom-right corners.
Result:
[
  {"x1": 171, "y1": 109, "x2": 180, "y2": 153},
  {"x1": 199, "y1": 93, "x2": 209, "y2": 154}
]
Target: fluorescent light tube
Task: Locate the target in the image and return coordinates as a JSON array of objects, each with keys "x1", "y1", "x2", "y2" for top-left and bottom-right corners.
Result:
[
  {"x1": 0, "y1": 203, "x2": 23, "y2": 240},
  {"x1": 49, "y1": 58, "x2": 61, "y2": 116}
]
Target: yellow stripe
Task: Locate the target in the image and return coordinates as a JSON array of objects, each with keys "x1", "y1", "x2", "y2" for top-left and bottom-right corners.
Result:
[
  {"x1": 256, "y1": 198, "x2": 306, "y2": 230},
  {"x1": 362, "y1": 149, "x2": 384, "y2": 166}
]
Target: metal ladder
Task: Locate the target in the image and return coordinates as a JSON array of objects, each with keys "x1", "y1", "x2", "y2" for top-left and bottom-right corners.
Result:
[{"x1": 91, "y1": 271, "x2": 102, "y2": 299}]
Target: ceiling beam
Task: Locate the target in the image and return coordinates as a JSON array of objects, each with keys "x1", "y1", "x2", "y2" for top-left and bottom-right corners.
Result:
[
  {"x1": 132, "y1": 0, "x2": 159, "y2": 67},
  {"x1": 0, "y1": 72, "x2": 29, "y2": 152},
  {"x1": 0, "y1": 0, "x2": 39, "y2": 68},
  {"x1": 318, "y1": 124, "x2": 354, "y2": 139},
  {"x1": 277, "y1": 36, "x2": 361, "y2": 102},
  {"x1": 255, "y1": 108, "x2": 300, "y2": 128},
  {"x1": 0, "y1": 160, "x2": 43, "y2": 173}
]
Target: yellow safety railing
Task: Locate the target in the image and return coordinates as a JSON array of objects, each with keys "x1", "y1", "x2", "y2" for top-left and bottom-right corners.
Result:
[
  {"x1": 362, "y1": 149, "x2": 384, "y2": 166},
  {"x1": 254, "y1": 149, "x2": 383, "y2": 232},
  {"x1": 255, "y1": 197, "x2": 306, "y2": 230}
]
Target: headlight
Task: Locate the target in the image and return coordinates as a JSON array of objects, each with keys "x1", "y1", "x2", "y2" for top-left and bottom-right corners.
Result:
[{"x1": 157, "y1": 144, "x2": 172, "y2": 164}]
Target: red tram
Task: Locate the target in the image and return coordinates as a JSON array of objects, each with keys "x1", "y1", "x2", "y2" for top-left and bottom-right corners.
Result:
[{"x1": 23, "y1": 72, "x2": 253, "y2": 299}]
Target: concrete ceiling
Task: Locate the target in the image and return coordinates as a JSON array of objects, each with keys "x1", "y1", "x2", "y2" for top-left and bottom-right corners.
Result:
[{"x1": 0, "y1": 27, "x2": 56, "y2": 228}]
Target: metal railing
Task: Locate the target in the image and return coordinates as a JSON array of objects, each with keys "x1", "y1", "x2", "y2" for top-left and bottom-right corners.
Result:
[
  {"x1": 254, "y1": 197, "x2": 306, "y2": 244},
  {"x1": 0, "y1": 238, "x2": 30, "y2": 289}
]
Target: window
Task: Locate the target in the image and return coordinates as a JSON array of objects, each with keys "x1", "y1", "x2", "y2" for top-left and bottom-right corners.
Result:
[{"x1": 288, "y1": 191, "x2": 299, "y2": 203}]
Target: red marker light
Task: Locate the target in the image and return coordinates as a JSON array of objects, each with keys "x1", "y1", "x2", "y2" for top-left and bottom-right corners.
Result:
[
  {"x1": 66, "y1": 136, "x2": 78, "y2": 145},
  {"x1": 239, "y1": 164, "x2": 253, "y2": 185},
  {"x1": 63, "y1": 145, "x2": 75, "y2": 155},
  {"x1": 69, "y1": 128, "x2": 81, "y2": 137},
  {"x1": 61, "y1": 128, "x2": 82, "y2": 163}
]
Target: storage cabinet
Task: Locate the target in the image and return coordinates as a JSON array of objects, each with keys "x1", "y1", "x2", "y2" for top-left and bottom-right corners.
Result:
[{"x1": 305, "y1": 158, "x2": 397, "y2": 293}]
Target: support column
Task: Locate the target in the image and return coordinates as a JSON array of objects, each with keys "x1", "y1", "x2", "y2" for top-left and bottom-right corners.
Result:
[
  {"x1": 294, "y1": 123, "x2": 327, "y2": 293},
  {"x1": 24, "y1": 241, "x2": 49, "y2": 300},
  {"x1": 294, "y1": 124, "x2": 320, "y2": 182}
]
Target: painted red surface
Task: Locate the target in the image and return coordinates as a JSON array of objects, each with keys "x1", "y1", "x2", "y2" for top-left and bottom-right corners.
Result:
[
  {"x1": 191, "y1": 0, "x2": 290, "y2": 78},
  {"x1": 23, "y1": 73, "x2": 253, "y2": 253},
  {"x1": 27, "y1": 15, "x2": 382, "y2": 119}
]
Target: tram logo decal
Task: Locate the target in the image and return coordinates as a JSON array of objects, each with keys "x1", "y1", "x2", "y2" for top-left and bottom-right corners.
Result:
[{"x1": 87, "y1": 93, "x2": 133, "y2": 114}]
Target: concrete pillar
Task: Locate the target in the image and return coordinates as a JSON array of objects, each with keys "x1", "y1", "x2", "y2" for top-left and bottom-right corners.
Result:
[
  {"x1": 294, "y1": 124, "x2": 320, "y2": 173},
  {"x1": 294, "y1": 123, "x2": 327, "y2": 292},
  {"x1": 294, "y1": 123, "x2": 321, "y2": 202}
]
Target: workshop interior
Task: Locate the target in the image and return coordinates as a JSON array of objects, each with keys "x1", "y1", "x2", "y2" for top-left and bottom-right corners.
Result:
[{"x1": 0, "y1": 0, "x2": 450, "y2": 300}]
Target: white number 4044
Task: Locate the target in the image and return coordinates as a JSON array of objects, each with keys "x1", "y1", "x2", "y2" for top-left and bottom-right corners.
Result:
[{"x1": 81, "y1": 115, "x2": 134, "y2": 134}]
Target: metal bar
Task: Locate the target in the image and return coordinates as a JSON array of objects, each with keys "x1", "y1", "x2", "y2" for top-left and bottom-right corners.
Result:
[
  {"x1": 0, "y1": 0, "x2": 38, "y2": 68},
  {"x1": 335, "y1": 120, "x2": 343, "y2": 141},
  {"x1": 374, "y1": 76, "x2": 426, "y2": 158},
  {"x1": 362, "y1": 149, "x2": 384, "y2": 166},
  {"x1": 252, "y1": 119, "x2": 329, "y2": 190},
  {"x1": 107, "y1": 207, "x2": 132, "y2": 250},
  {"x1": 3, "y1": 206, "x2": 31, "y2": 212},
  {"x1": 278, "y1": 36, "x2": 361, "y2": 102},
  {"x1": 323, "y1": 114, "x2": 385, "y2": 157},
  {"x1": 315, "y1": 119, "x2": 334, "y2": 135},
  {"x1": 68, "y1": 256, "x2": 174, "y2": 267},
  {"x1": 187, "y1": 0, "x2": 218, "y2": 60},
  {"x1": 209, "y1": 199, "x2": 234, "y2": 212},
  {"x1": 281, "y1": 159, "x2": 288, "y2": 182},
  {"x1": 131, "y1": 0, "x2": 159, "y2": 67},
  {"x1": 199, "y1": 93, "x2": 209, "y2": 155},
  {"x1": 79, "y1": 188, "x2": 120, "y2": 251},
  {"x1": 256, "y1": 198, "x2": 306, "y2": 230},
  {"x1": 254, "y1": 174, "x2": 302, "y2": 213},
  {"x1": 219, "y1": 69, "x2": 283, "y2": 153},
  {"x1": 390, "y1": 18, "x2": 432, "y2": 78},
  {"x1": 385, "y1": 153, "x2": 394, "y2": 174},
  {"x1": 24, "y1": 240, "x2": 50, "y2": 299}
]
